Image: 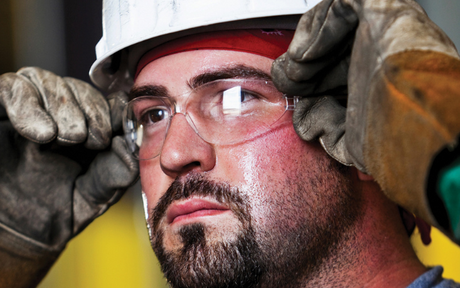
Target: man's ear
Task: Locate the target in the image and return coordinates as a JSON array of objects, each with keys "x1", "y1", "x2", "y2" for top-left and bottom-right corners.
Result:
[{"x1": 357, "y1": 169, "x2": 374, "y2": 181}]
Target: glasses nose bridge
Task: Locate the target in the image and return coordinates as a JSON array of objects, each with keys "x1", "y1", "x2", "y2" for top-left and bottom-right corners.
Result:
[
  {"x1": 168, "y1": 100, "x2": 202, "y2": 140},
  {"x1": 173, "y1": 101, "x2": 186, "y2": 115},
  {"x1": 171, "y1": 89, "x2": 196, "y2": 116}
]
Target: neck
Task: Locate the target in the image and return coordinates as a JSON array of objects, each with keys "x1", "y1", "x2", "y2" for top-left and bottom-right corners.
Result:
[{"x1": 301, "y1": 223, "x2": 427, "y2": 288}]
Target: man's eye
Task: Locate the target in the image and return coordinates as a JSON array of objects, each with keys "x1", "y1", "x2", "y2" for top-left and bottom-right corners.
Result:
[
  {"x1": 240, "y1": 90, "x2": 258, "y2": 103},
  {"x1": 140, "y1": 108, "x2": 168, "y2": 125}
]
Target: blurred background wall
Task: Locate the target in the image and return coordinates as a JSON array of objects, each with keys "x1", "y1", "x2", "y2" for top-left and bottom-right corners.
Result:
[
  {"x1": 0, "y1": 0, "x2": 101, "y2": 82},
  {"x1": 0, "y1": 0, "x2": 459, "y2": 287}
]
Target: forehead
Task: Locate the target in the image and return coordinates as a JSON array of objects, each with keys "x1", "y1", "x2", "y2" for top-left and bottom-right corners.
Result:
[{"x1": 134, "y1": 50, "x2": 274, "y2": 92}]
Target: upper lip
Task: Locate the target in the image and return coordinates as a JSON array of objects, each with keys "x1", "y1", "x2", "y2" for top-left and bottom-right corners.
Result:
[{"x1": 166, "y1": 197, "x2": 230, "y2": 224}]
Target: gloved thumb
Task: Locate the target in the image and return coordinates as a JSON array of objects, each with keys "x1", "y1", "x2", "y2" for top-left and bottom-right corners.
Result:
[
  {"x1": 293, "y1": 96, "x2": 354, "y2": 167},
  {"x1": 72, "y1": 135, "x2": 139, "y2": 234}
]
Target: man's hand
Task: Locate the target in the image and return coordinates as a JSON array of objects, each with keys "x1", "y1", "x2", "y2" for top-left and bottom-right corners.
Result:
[
  {"x1": 272, "y1": 0, "x2": 460, "y2": 241},
  {"x1": 0, "y1": 67, "x2": 139, "y2": 287}
]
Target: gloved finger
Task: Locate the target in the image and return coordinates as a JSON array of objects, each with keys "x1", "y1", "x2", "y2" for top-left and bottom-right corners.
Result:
[
  {"x1": 272, "y1": 52, "x2": 350, "y2": 96},
  {"x1": 73, "y1": 135, "x2": 139, "y2": 233},
  {"x1": 283, "y1": 0, "x2": 357, "y2": 80},
  {"x1": 312, "y1": 54, "x2": 350, "y2": 94},
  {"x1": 64, "y1": 77, "x2": 111, "y2": 150},
  {"x1": 0, "y1": 72, "x2": 57, "y2": 143},
  {"x1": 75, "y1": 135, "x2": 139, "y2": 204},
  {"x1": 271, "y1": 53, "x2": 318, "y2": 96},
  {"x1": 293, "y1": 96, "x2": 353, "y2": 166},
  {"x1": 107, "y1": 91, "x2": 129, "y2": 133},
  {"x1": 17, "y1": 67, "x2": 87, "y2": 146}
]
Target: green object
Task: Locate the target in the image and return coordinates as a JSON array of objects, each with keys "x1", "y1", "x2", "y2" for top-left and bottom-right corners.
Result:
[{"x1": 438, "y1": 157, "x2": 460, "y2": 239}]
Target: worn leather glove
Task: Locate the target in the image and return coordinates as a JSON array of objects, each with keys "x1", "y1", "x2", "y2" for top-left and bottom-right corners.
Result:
[
  {"x1": 272, "y1": 0, "x2": 460, "y2": 242},
  {"x1": 0, "y1": 67, "x2": 139, "y2": 287}
]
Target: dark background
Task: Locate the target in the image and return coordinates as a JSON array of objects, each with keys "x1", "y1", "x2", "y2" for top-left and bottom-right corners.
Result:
[{"x1": 0, "y1": 0, "x2": 102, "y2": 84}]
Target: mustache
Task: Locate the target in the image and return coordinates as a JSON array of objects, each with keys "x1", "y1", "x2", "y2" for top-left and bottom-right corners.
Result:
[{"x1": 150, "y1": 174, "x2": 250, "y2": 232}]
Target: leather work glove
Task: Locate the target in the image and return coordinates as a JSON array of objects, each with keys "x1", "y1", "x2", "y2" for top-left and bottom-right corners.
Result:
[
  {"x1": 272, "y1": 0, "x2": 460, "y2": 243},
  {"x1": 0, "y1": 67, "x2": 139, "y2": 287}
]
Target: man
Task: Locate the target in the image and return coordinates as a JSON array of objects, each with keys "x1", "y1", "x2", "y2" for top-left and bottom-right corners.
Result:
[
  {"x1": 0, "y1": 0, "x2": 459, "y2": 287},
  {"x1": 128, "y1": 29, "x2": 433, "y2": 287}
]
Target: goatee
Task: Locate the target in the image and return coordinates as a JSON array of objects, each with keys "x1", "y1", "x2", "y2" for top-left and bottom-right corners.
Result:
[
  {"x1": 148, "y1": 157, "x2": 362, "y2": 288},
  {"x1": 150, "y1": 176, "x2": 266, "y2": 288}
]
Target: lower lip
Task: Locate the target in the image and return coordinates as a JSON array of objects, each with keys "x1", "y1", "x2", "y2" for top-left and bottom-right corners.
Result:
[{"x1": 171, "y1": 209, "x2": 230, "y2": 225}]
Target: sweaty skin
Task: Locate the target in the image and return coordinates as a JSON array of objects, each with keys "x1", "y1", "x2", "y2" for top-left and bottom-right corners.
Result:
[{"x1": 134, "y1": 50, "x2": 427, "y2": 288}]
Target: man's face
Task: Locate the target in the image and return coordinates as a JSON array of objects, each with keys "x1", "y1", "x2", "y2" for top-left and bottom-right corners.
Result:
[{"x1": 133, "y1": 50, "x2": 362, "y2": 288}]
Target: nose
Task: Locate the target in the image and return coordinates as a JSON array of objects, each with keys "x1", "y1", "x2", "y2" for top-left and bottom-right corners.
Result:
[{"x1": 159, "y1": 114, "x2": 216, "y2": 177}]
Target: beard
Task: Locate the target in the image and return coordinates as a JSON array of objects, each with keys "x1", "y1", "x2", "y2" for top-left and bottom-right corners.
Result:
[
  {"x1": 151, "y1": 177, "x2": 265, "y2": 288},
  {"x1": 148, "y1": 155, "x2": 362, "y2": 288}
]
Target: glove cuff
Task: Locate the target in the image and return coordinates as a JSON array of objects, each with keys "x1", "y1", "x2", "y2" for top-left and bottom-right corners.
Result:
[
  {"x1": 0, "y1": 222, "x2": 62, "y2": 287},
  {"x1": 364, "y1": 50, "x2": 460, "y2": 243}
]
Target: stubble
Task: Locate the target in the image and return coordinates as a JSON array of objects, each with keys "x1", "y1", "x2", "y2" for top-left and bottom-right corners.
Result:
[{"x1": 148, "y1": 156, "x2": 363, "y2": 288}]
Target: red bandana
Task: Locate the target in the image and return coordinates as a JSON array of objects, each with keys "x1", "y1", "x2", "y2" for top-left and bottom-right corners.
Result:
[{"x1": 135, "y1": 29, "x2": 294, "y2": 79}]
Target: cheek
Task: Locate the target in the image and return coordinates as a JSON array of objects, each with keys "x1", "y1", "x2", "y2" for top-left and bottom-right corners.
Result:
[
  {"x1": 139, "y1": 159, "x2": 170, "y2": 213},
  {"x1": 219, "y1": 123, "x2": 326, "y2": 229},
  {"x1": 220, "y1": 122, "x2": 322, "y2": 188}
]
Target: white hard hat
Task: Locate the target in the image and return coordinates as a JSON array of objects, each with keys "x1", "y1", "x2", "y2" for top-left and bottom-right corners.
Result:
[{"x1": 89, "y1": 0, "x2": 323, "y2": 92}]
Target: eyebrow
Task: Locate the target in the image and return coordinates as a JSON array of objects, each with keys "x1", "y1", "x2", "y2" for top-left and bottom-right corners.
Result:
[
  {"x1": 129, "y1": 64, "x2": 272, "y2": 100},
  {"x1": 129, "y1": 84, "x2": 168, "y2": 100},
  {"x1": 188, "y1": 64, "x2": 272, "y2": 89}
]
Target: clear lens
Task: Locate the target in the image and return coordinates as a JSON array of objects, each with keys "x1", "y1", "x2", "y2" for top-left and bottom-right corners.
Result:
[{"x1": 124, "y1": 79, "x2": 291, "y2": 160}]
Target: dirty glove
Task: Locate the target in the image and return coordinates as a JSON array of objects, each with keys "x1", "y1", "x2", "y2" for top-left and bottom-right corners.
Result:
[
  {"x1": 0, "y1": 67, "x2": 139, "y2": 287},
  {"x1": 272, "y1": 0, "x2": 460, "y2": 242}
]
